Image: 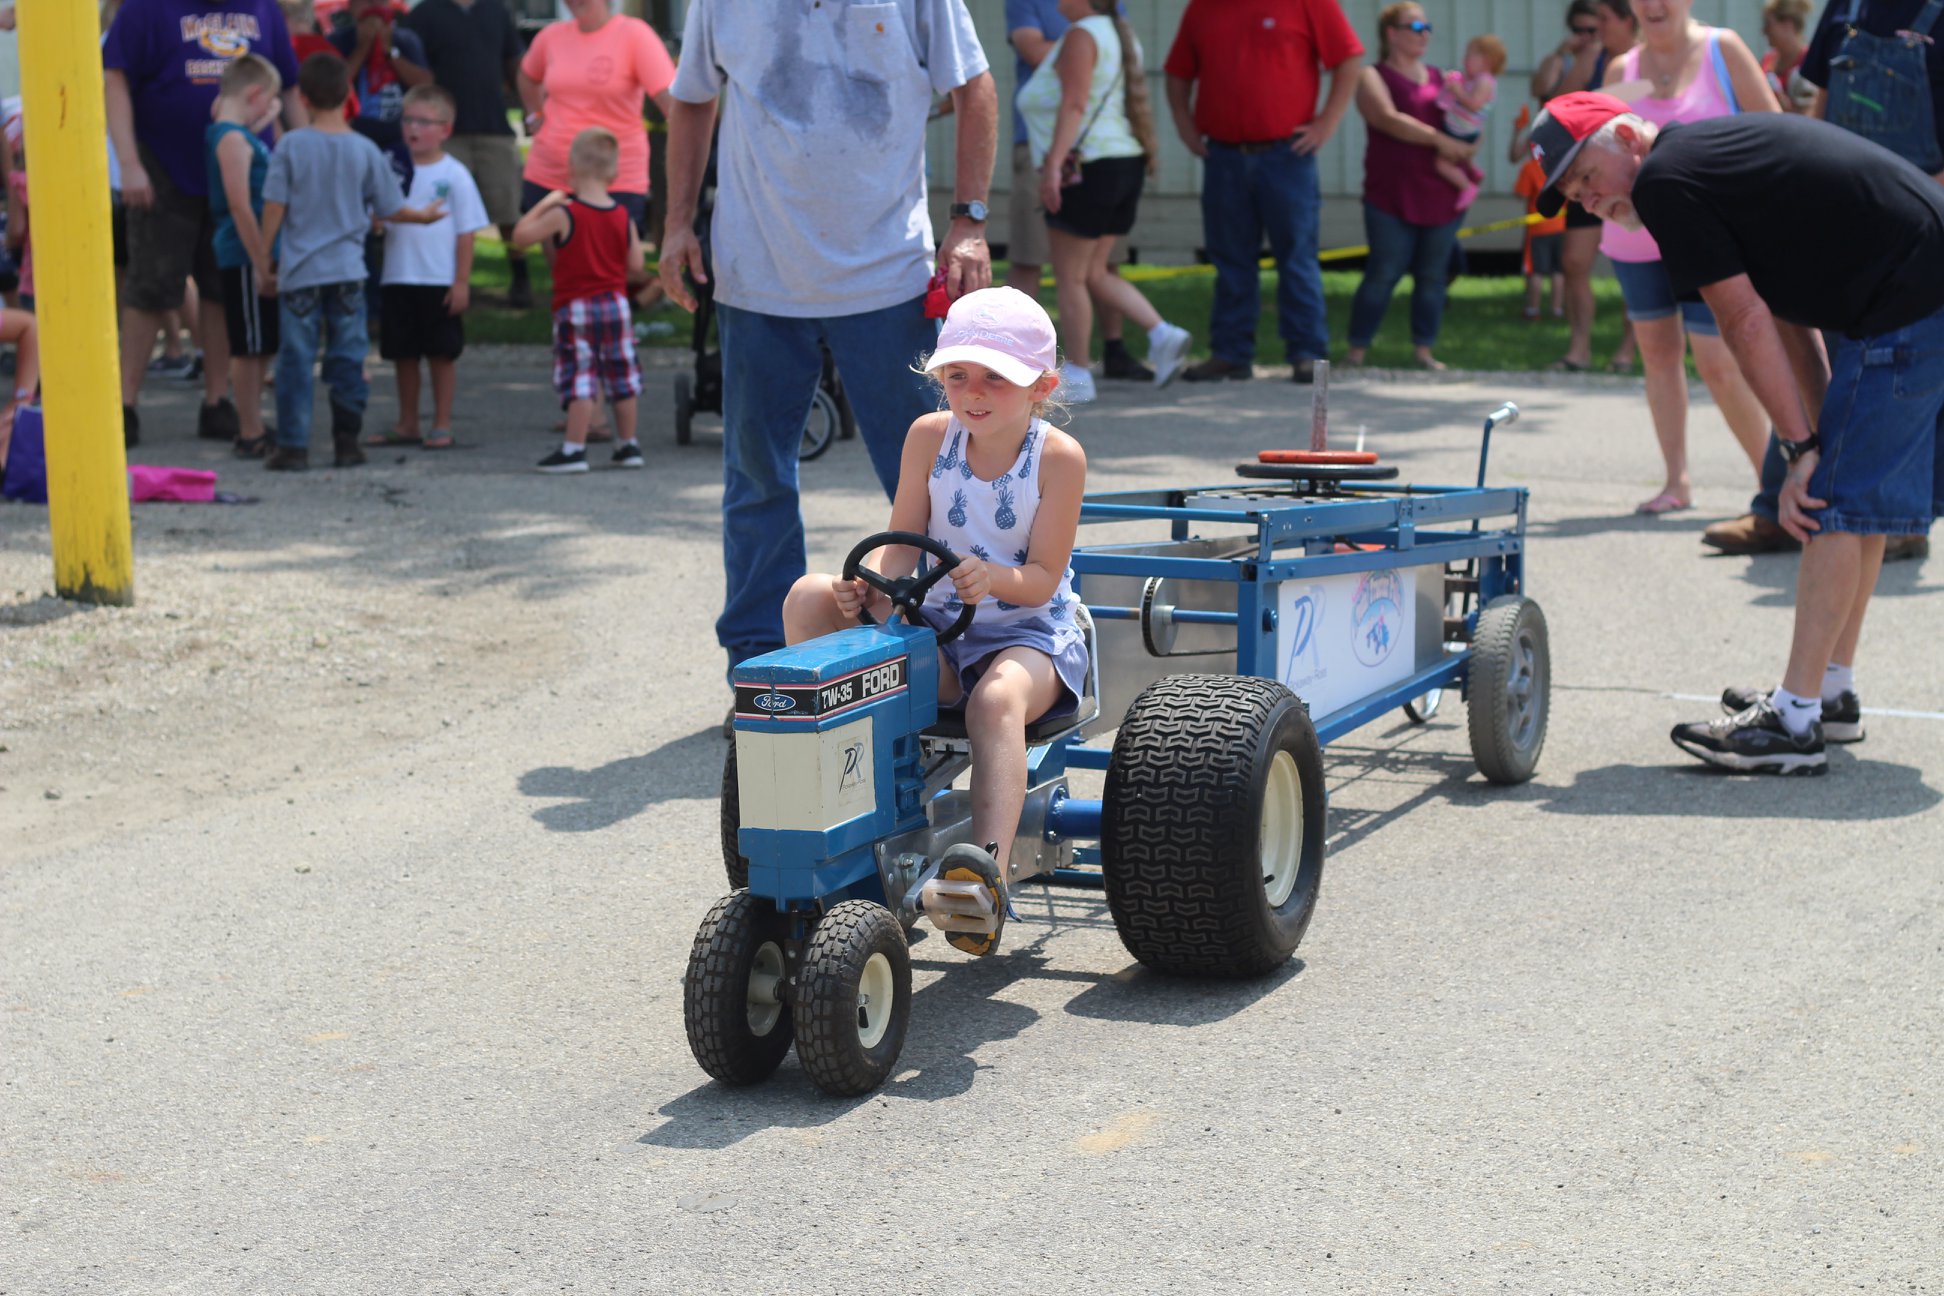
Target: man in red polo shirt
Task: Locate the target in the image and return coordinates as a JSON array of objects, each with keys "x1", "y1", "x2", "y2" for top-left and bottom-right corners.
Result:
[{"x1": 1165, "y1": 0, "x2": 1363, "y2": 383}]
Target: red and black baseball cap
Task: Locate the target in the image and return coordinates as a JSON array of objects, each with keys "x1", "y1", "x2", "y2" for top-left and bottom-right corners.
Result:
[{"x1": 1529, "y1": 92, "x2": 1633, "y2": 218}]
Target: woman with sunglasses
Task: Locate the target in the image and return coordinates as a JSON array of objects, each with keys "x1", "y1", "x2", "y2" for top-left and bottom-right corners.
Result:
[{"x1": 1344, "y1": 3, "x2": 1472, "y2": 370}]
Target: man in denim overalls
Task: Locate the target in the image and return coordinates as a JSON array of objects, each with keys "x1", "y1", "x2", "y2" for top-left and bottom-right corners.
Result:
[{"x1": 1705, "y1": 0, "x2": 1944, "y2": 558}]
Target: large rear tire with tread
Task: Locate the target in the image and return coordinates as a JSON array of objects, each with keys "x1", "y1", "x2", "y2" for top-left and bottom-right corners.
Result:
[
  {"x1": 1466, "y1": 595, "x2": 1550, "y2": 785},
  {"x1": 1102, "y1": 675, "x2": 1326, "y2": 977},
  {"x1": 683, "y1": 890, "x2": 795, "y2": 1086},
  {"x1": 721, "y1": 741, "x2": 748, "y2": 890},
  {"x1": 792, "y1": 901, "x2": 911, "y2": 1097}
]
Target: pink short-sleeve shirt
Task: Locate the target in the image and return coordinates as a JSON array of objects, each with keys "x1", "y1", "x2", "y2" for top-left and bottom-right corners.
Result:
[{"x1": 520, "y1": 15, "x2": 676, "y2": 195}]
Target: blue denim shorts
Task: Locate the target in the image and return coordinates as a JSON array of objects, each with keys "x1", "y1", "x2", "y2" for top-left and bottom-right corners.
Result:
[
  {"x1": 1610, "y1": 257, "x2": 1719, "y2": 336},
  {"x1": 1812, "y1": 306, "x2": 1944, "y2": 535}
]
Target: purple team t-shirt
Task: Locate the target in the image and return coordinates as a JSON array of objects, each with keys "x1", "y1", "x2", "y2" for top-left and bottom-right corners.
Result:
[{"x1": 103, "y1": 0, "x2": 301, "y2": 198}]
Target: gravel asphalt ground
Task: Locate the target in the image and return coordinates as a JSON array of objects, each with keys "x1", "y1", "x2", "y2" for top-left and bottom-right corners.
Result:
[{"x1": 4, "y1": 351, "x2": 1940, "y2": 1294}]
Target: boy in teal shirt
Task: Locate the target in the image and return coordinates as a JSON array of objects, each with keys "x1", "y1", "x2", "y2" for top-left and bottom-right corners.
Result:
[{"x1": 205, "y1": 54, "x2": 284, "y2": 459}]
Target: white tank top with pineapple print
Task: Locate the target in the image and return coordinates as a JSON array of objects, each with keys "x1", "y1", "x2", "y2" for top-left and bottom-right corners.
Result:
[{"x1": 920, "y1": 416, "x2": 1082, "y2": 642}]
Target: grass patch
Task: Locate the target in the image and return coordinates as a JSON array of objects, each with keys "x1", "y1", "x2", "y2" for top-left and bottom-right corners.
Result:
[{"x1": 466, "y1": 240, "x2": 1633, "y2": 372}]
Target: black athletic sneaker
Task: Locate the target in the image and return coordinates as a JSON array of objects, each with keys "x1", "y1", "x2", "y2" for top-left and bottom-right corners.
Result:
[
  {"x1": 611, "y1": 442, "x2": 644, "y2": 469},
  {"x1": 1671, "y1": 698, "x2": 1825, "y2": 775},
  {"x1": 1101, "y1": 344, "x2": 1155, "y2": 382},
  {"x1": 536, "y1": 447, "x2": 589, "y2": 474},
  {"x1": 198, "y1": 396, "x2": 240, "y2": 441},
  {"x1": 1720, "y1": 685, "x2": 1864, "y2": 743}
]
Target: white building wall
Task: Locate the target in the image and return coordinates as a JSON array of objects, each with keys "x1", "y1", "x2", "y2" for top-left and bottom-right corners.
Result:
[{"x1": 658, "y1": 0, "x2": 1774, "y2": 261}]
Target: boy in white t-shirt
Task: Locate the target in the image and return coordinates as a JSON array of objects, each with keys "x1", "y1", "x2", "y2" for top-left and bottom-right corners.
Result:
[{"x1": 376, "y1": 84, "x2": 489, "y2": 449}]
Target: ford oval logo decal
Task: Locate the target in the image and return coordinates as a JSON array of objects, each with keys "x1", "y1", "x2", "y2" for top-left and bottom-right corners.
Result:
[{"x1": 752, "y1": 692, "x2": 797, "y2": 713}]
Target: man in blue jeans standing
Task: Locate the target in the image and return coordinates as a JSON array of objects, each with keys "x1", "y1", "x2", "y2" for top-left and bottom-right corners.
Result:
[
  {"x1": 1702, "y1": 0, "x2": 1944, "y2": 560},
  {"x1": 1163, "y1": 0, "x2": 1363, "y2": 384},
  {"x1": 1536, "y1": 94, "x2": 1944, "y2": 774},
  {"x1": 659, "y1": 0, "x2": 997, "y2": 701}
]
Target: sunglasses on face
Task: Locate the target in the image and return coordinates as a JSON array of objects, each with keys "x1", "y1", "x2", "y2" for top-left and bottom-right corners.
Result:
[{"x1": 1397, "y1": 19, "x2": 1433, "y2": 33}]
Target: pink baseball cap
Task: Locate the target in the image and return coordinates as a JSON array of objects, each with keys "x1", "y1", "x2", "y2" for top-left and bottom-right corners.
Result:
[{"x1": 926, "y1": 287, "x2": 1058, "y2": 388}]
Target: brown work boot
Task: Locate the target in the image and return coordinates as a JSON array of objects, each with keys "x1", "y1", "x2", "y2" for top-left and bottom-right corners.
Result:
[
  {"x1": 1701, "y1": 512, "x2": 1799, "y2": 555},
  {"x1": 264, "y1": 445, "x2": 309, "y2": 472},
  {"x1": 1883, "y1": 534, "x2": 1930, "y2": 563}
]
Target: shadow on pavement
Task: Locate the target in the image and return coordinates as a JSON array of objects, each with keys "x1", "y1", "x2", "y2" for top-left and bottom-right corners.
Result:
[
  {"x1": 1531, "y1": 754, "x2": 1940, "y2": 818},
  {"x1": 639, "y1": 923, "x2": 1303, "y2": 1144},
  {"x1": 518, "y1": 725, "x2": 723, "y2": 831}
]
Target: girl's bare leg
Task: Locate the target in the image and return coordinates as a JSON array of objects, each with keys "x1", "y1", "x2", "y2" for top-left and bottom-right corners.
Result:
[{"x1": 963, "y1": 647, "x2": 1063, "y2": 867}]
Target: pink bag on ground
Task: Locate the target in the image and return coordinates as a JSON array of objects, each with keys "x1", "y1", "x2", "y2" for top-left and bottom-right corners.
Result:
[{"x1": 128, "y1": 465, "x2": 217, "y2": 502}]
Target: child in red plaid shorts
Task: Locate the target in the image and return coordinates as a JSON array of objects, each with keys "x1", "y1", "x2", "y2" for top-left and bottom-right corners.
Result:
[{"x1": 511, "y1": 127, "x2": 645, "y2": 473}]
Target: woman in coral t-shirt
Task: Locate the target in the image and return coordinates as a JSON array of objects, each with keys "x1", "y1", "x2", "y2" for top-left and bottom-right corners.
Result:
[{"x1": 517, "y1": 0, "x2": 675, "y2": 234}]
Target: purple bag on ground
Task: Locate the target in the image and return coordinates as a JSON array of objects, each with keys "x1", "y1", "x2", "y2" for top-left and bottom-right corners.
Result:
[{"x1": 1, "y1": 403, "x2": 45, "y2": 503}]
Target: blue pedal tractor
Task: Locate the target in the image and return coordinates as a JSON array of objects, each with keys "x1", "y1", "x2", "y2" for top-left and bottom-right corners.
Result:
[{"x1": 685, "y1": 396, "x2": 1547, "y2": 1097}]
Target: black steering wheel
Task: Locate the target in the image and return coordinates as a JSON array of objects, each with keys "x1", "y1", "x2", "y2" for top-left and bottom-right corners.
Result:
[{"x1": 841, "y1": 531, "x2": 976, "y2": 645}]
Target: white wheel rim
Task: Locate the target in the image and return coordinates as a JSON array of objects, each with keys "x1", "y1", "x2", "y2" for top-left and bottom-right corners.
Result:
[
  {"x1": 746, "y1": 940, "x2": 784, "y2": 1037},
  {"x1": 855, "y1": 952, "x2": 894, "y2": 1049},
  {"x1": 1260, "y1": 749, "x2": 1303, "y2": 909}
]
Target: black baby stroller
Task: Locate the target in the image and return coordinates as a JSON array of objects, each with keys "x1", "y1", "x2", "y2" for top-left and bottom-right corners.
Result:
[{"x1": 671, "y1": 143, "x2": 857, "y2": 461}]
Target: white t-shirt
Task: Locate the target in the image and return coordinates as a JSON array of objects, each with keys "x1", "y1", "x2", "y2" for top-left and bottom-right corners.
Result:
[
  {"x1": 382, "y1": 154, "x2": 491, "y2": 286},
  {"x1": 671, "y1": 0, "x2": 988, "y2": 318}
]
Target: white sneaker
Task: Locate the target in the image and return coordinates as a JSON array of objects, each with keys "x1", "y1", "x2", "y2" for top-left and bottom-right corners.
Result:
[
  {"x1": 1147, "y1": 322, "x2": 1192, "y2": 387},
  {"x1": 1059, "y1": 362, "x2": 1097, "y2": 404}
]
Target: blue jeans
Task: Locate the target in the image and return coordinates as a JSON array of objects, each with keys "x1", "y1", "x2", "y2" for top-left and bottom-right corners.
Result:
[
  {"x1": 1347, "y1": 203, "x2": 1463, "y2": 350},
  {"x1": 1201, "y1": 143, "x2": 1326, "y2": 364},
  {"x1": 1751, "y1": 308, "x2": 1944, "y2": 533},
  {"x1": 275, "y1": 282, "x2": 369, "y2": 450},
  {"x1": 715, "y1": 295, "x2": 939, "y2": 670}
]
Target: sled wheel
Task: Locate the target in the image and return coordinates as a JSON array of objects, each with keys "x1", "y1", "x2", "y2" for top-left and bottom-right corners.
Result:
[
  {"x1": 1102, "y1": 675, "x2": 1326, "y2": 977},
  {"x1": 683, "y1": 890, "x2": 795, "y2": 1086},
  {"x1": 1466, "y1": 595, "x2": 1550, "y2": 785},
  {"x1": 792, "y1": 901, "x2": 911, "y2": 1097},
  {"x1": 800, "y1": 388, "x2": 839, "y2": 461},
  {"x1": 720, "y1": 740, "x2": 748, "y2": 891},
  {"x1": 673, "y1": 372, "x2": 694, "y2": 446}
]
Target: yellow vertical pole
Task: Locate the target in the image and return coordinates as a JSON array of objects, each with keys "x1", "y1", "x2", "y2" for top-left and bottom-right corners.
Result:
[{"x1": 18, "y1": 0, "x2": 134, "y2": 606}]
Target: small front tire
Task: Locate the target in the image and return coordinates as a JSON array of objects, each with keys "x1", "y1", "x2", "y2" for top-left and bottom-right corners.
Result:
[
  {"x1": 792, "y1": 901, "x2": 911, "y2": 1097},
  {"x1": 1466, "y1": 595, "x2": 1550, "y2": 785},
  {"x1": 683, "y1": 891, "x2": 795, "y2": 1087}
]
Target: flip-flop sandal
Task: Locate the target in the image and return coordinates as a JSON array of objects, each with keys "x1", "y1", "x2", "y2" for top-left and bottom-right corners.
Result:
[
  {"x1": 232, "y1": 435, "x2": 271, "y2": 460},
  {"x1": 937, "y1": 843, "x2": 1007, "y2": 957},
  {"x1": 1546, "y1": 358, "x2": 1590, "y2": 373},
  {"x1": 1635, "y1": 492, "x2": 1693, "y2": 516},
  {"x1": 422, "y1": 433, "x2": 455, "y2": 450},
  {"x1": 363, "y1": 429, "x2": 422, "y2": 447},
  {"x1": 1606, "y1": 358, "x2": 1635, "y2": 374}
]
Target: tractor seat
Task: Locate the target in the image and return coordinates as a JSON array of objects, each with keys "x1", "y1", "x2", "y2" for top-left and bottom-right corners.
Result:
[{"x1": 922, "y1": 604, "x2": 1100, "y2": 747}]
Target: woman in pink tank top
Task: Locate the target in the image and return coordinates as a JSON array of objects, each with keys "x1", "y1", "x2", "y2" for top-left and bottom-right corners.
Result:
[{"x1": 1600, "y1": 0, "x2": 1776, "y2": 515}]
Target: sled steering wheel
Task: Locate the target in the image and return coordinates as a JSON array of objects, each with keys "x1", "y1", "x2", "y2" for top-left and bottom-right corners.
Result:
[{"x1": 841, "y1": 531, "x2": 976, "y2": 646}]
